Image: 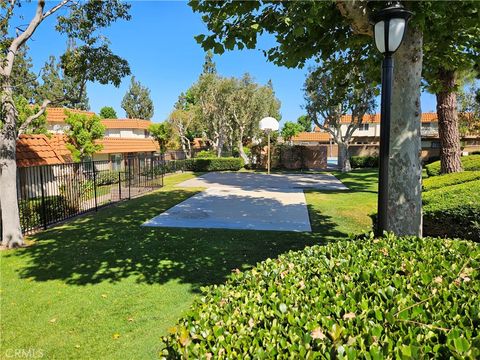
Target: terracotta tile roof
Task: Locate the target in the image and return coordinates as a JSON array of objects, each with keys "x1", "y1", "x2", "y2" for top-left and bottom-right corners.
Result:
[
  {"x1": 16, "y1": 134, "x2": 71, "y2": 167},
  {"x1": 96, "y1": 138, "x2": 159, "y2": 154},
  {"x1": 292, "y1": 132, "x2": 332, "y2": 142},
  {"x1": 45, "y1": 107, "x2": 95, "y2": 123},
  {"x1": 313, "y1": 112, "x2": 438, "y2": 131},
  {"x1": 101, "y1": 119, "x2": 152, "y2": 130}
]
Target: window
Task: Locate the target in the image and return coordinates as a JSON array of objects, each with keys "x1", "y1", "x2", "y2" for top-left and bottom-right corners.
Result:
[
  {"x1": 110, "y1": 154, "x2": 123, "y2": 171},
  {"x1": 431, "y1": 141, "x2": 441, "y2": 149},
  {"x1": 358, "y1": 124, "x2": 369, "y2": 131}
]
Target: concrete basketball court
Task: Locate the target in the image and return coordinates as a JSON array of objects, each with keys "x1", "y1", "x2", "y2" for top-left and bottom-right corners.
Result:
[{"x1": 143, "y1": 172, "x2": 347, "y2": 232}]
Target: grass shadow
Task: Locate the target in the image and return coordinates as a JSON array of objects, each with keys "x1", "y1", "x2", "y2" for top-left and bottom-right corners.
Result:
[{"x1": 6, "y1": 186, "x2": 347, "y2": 292}]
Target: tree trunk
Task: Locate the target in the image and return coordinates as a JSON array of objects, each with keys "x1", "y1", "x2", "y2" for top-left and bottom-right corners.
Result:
[
  {"x1": 237, "y1": 126, "x2": 249, "y2": 164},
  {"x1": 217, "y1": 130, "x2": 224, "y2": 157},
  {"x1": 1, "y1": 88, "x2": 24, "y2": 248},
  {"x1": 436, "y1": 69, "x2": 462, "y2": 174},
  {"x1": 387, "y1": 26, "x2": 423, "y2": 237},
  {"x1": 337, "y1": 141, "x2": 351, "y2": 172}
]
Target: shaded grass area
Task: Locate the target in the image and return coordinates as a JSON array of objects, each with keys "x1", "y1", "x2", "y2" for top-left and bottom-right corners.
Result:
[{"x1": 0, "y1": 170, "x2": 377, "y2": 359}]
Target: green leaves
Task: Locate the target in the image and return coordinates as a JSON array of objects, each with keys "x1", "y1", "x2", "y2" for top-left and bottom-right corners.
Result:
[
  {"x1": 64, "y1": 111, "x2": 105, "y2": 162},
  {"x1": 121, "y1": 76, "x2": 154, "y2": 120},
  {"x1": 161, "y1": 235, "x2": 480, "y2": 358}
]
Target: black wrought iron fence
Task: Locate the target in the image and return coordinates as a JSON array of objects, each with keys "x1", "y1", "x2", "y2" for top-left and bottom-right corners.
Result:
[{"x1": 12, "y1": 156, "x2": 184, "y2": 235}]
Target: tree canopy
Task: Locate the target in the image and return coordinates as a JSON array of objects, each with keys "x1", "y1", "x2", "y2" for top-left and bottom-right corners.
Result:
[
  {"x1": 121, "y1": 76, "x2": 154, "y2": 120},
  {"x1": 64, "y1": 112, "x2": 105, "y2": 162},
  {"x1": 297, "y1": 115, "x2": 312, "y2": 132},
  {"x1": 37, "y1": 55, "x2": 90, "y2": 110},
  {"x1": 304, "y1": 56, "x2": 376, "y2": 172},
  {"x1": 99, "y1": 106, "x2": 118, "y2": 119},
  {"x1": 281, "y1": 121, "x2": 303, "y2": 143},
  {"x1": 149, "y1": 122, "x2": 172, "y2": 154}
]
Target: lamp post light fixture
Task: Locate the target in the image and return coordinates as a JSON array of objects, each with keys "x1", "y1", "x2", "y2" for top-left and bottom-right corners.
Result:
[
  {"x1": 259, "y1": 117, "x2": 279, "y2": 174},
  {"x1": 372, "y1": 3, "x2": 412, "y2": 235}
]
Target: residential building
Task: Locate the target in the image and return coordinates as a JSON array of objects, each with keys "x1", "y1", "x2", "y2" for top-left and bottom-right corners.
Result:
[
  {"x1": 292, "y1": 112, "x2": 480, "y2": 160},
  {"x1": 17, "y1": 107, "x2": 160, "y2": 168}
]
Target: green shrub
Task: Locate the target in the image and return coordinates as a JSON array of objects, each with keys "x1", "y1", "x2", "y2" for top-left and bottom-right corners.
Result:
[
  {"x1": 186, "y1": 157, "x2": 244, "y2": 172},
  {"x1": 161, "y1": 234, "x2": 480, "y2": 359},
  {"x1": 95, "y1": 171, "x2": 119, "y2": 185},
  {"x1": 422, "y1": 171, "x2": 480, "y2": 192},
  {"x1": 350, "y1": 155, "x2": 379, "y2": 168},
  {"x1": 196, "y1": 150, "x2": 217, "y2": 159},
  {"x1": 423, "y1": 180, "x2": 480, "y2": 241},
  {"x1": 19, "y1": 195, "x2": 75, "y2": 229},
  {"x1": 425, "y1": 155, "x2": 480, "y2": 177}
]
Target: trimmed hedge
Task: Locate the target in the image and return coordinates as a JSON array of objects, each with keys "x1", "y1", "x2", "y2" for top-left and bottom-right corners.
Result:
[
  {"x1": 350, "y1": 155, "x2": 379, "y2": 168},
  {"x1": 423, "y1": 180, "x2": 480, "y2": 241},
  {"x1": 186, "y1": 157, "x2": 244, "y2": 172},
  {"x1": 196, "y1": 150, "x2": 217, "y2": 159},
  {"x1": 426, "y1": 155, "x2": 480, "y2": 177},
  {"x1": 422, "y1": 171, "x2": 480, "y2": 192},
  {"x1": 161, "y1": 234, "x2": 480, "y2": 359}
]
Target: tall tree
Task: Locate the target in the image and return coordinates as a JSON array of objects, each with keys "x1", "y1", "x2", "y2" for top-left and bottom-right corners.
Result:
[
  {"x1": 281, "y1": 121, "x2": 303, "y2": 145},
  {"x1": 202, "y1": 50, "x2": 216, "y2": 74},
  {"x1": 0, "y1": 0, "x2": 131, "y2": 248},
  {"x1": 37, "y1": 55, "x2": 90, "y2": 110},
  {"x1": 99, "y1": 106, "x2": 117, "y2": 119},
  {"x1": 121, "y1": 76, "x2": 154, "y2": 120},
  {"x1": 168, "y1": 108, "x2": 198, "y2": 159},
  {"x1": 297, "y1": 115, "x2": 312, "y2": 132},
  {"x1": 304, "y1": 58, "x2": 376, "y2": 172},
  {"x1": 228, "y1": 74, "x2": 281, "y2": 162},
  {"x1": 64, "y1": 111, "x2": 105, "y2": 162},
  {"x1": 10, "y1": 45, "x2": 38, "y2": 101},
  {"x1": 149, "y1": 122, "x2": 172, "y2": 159},
  {"x1": 422, "y1": 2, "x2": 480, "y2": 174},
  {"x1": 188, "y1": 0, "x2": 424, "y2": 235}
]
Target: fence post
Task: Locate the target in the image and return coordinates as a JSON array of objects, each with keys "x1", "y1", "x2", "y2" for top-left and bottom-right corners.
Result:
[
  {"x1": 118, "y1": 172, "x2": 122, "y2": 200},
  {"x1": 161, "y1": 158, "x2": 164, "y2": 187},
  {"x1": 92, "y1": 162, "x2": 98, "y2": 211},
  {"x1": 128, "y1": 158, "x2": 131, "y2": 199},
  {"x1": 39, "y1": 166, "x2": 47, "y2": 230}
]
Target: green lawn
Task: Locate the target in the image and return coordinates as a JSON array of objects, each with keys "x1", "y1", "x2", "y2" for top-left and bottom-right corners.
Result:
[{"x1": 0, "y1": 170, "x2": 377, "y2": 359}]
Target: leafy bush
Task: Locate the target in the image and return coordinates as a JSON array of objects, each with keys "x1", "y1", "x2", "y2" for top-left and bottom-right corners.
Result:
[
  {"x1": 423, "y1": 180, "x2": 480, "y2": 241},
  {"x1": 422, "y1": 171, "x2": 480, "y2": 191},
  {"x1": 95, "y1": 171, "x2": 119, "y2": 185},
  {"x1": 161, "y1": 234, "x2": 480, "y2": 359},
  {"x1": 19, "y1": 195, "x2": 75, "y2": 229},
  {"x1": 350, "y1": 155, "x2": 379, "y2": 168},
  {"x1": 196, "y1": 150, "x2": 217, "y2": 159},
  {"x1": 425, "y1": 155, "x2": 480, "y2": 176}
]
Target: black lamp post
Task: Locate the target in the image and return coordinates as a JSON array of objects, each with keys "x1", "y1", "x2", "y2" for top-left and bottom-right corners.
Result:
[{"x1": 372, "y1": 4, "x2": 412, "y2": 235}]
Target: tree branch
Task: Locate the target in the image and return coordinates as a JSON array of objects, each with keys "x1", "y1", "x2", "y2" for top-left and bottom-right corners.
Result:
[
  {"x1": 42, "y1": 0, "x2": 71, "y2": 20},
  {"x1": 336, "y1": 0, "x2": 372, "y2": 36},
  {"x1": 17, "y1": 99, "x2": 51, "y2": 137}
]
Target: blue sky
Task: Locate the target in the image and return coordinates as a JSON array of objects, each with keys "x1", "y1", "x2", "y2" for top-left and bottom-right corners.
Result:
[{"x1": 17, "y1": 1, "x2": 437, "y2": 124}]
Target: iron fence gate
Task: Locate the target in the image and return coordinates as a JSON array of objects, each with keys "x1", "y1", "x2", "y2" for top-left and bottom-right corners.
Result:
[{"x1": 13, "y1": 156, "x2": 168, "y2": 235}]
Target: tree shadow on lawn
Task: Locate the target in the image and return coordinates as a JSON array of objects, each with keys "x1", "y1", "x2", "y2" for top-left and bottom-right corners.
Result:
[{"x1": 6, "y1": 188, "x2": 347, "y2": 291}]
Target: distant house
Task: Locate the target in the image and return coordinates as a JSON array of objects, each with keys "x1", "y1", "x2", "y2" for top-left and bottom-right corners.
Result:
[
  {"x1": 16, "y1": 107, "x2": 160, "y2": 168},
  {"x1": 291, "y1": 112, "x2": 480, "y2": 161}
]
